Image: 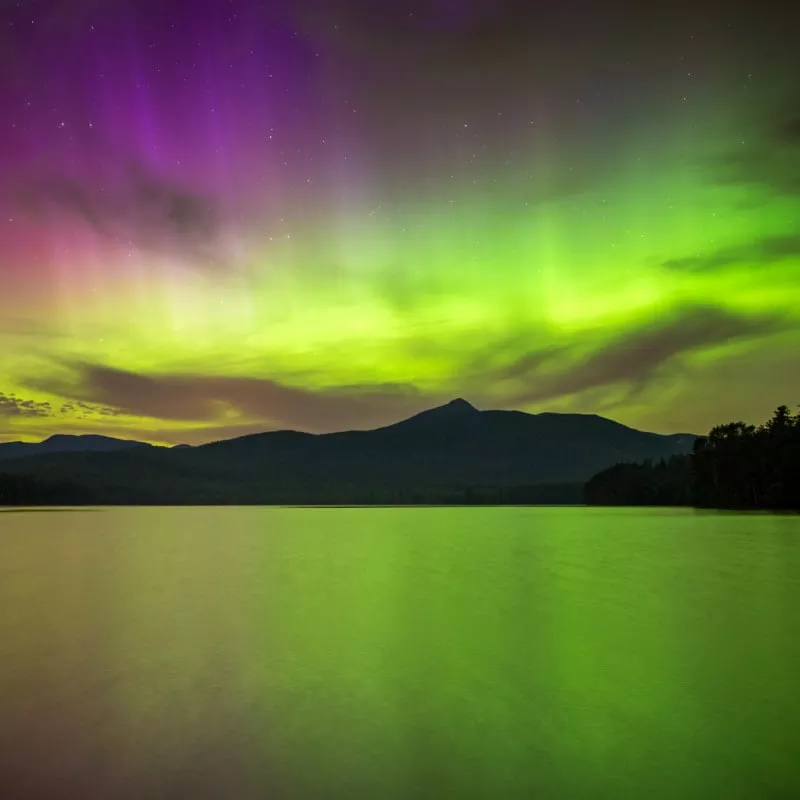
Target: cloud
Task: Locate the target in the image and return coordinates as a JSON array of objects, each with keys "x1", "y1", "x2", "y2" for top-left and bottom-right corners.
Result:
[
  {"x1": 16, "y1": 305, "x2": 792, "y2": 437},
  {"x1": 0, "y1": 391, "x2": 122, "y2": 423},
  {"x1": 0, "y1": 393, "x2": 54, "y2": 418},
  {"x1": 711, "y1": 110, "x2": 800, "y2": 197},
  {"x1": 59, "y1": 400, "x2": 122, "y2": 418},
  {"x1": 714, "y1": 150, "x2": 800, "y2": 197},
  {"x1": 777, "y1": 116, "x2": 800, "y2": 147},
  {"x1": 27, "y1": 363, "x2": 438, "y2": 433},
  {"x1": 662, "y1": 234, "x2": 800, "y2": 272},
  {"x1": 14, "y1": 160, "x2": 231, "y2": 272},
  {"x1": 495, "y1": 305, "x2": 789, "y2": 405}
]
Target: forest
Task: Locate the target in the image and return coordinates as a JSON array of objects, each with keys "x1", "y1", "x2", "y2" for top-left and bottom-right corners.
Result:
[{"x1": 586, "y1": 405, "x2": 800, "y2": 510}]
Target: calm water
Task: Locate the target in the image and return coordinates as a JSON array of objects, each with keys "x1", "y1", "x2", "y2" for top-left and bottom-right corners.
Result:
[{"x1": 0, "y1": 507, "x2": 798, "y2": 799}]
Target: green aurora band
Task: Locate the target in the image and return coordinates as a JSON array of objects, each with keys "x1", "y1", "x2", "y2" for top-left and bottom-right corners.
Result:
[{"x1": 0, "y1": 2, "x2": 798, "y2": 443}]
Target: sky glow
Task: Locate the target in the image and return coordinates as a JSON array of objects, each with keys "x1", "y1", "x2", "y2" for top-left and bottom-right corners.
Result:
[{"x1": 1, "y1": 0, "x2": 798, "y2": 443}]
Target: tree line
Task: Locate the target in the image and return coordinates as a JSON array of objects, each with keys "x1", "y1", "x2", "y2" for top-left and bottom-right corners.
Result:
[
  {"x1": 0, "y1": 473, "x2": 94, "y2": 506},
  {"x1": 585, "y1": 405, "x2": 800, "y2": 510}
]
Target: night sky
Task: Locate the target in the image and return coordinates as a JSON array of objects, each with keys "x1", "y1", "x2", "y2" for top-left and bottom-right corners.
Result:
[{"x1": 1, "y1": 0, "x2": 798, "y2": 444}]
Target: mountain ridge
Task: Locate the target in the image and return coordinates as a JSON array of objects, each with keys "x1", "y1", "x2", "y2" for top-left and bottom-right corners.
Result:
[
  {"x1": 0, "y1": 433, "x2": 152, "y2": 462},
  {"x1": 0, "y1": 400, "x2": 700, "y2": 505},
  {"x1": 0, "y1": 401, "x2": 697, "y2": 451}
]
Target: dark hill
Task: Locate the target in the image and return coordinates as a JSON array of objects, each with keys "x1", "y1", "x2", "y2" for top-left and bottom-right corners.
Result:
[
  {"x1": 0, "y1": 402, "x2": 698, "y2": 505},
  {"x1": 0, "y1": 434, "x2": 151, "y2": 462}
]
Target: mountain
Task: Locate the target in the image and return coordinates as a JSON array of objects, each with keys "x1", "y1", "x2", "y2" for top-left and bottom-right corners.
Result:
[
  {"x1": 0, "y1": 434, "x2": 152, "y2": 462},
  {"x1": 0, "y1": 401, "x2": 699, "y2": 505}
]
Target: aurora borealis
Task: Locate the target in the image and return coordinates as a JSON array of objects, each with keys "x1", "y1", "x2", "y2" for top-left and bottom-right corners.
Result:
[{"x1": 1, "y1": 0, "x2": 798, "y2": 444}]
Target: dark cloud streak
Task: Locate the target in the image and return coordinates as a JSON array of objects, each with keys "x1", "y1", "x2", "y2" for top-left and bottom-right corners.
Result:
[
  {"x1": 28, "y1": 364, "x2": 437, "y2": 432},
  {"x1": 496, "y1": 306, "x2": 789, "y2": 406},
  {"x1": 662, "y1": 234, "x2": 800, "y2": 272},
  {"x1": 711, "y1": 109, "x2": 800, "y2": 197},
  {"x1": 13, "y1": 160, "x2": 231, "y2": 272}
]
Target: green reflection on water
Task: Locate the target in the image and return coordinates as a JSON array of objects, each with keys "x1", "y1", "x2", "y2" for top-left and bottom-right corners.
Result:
[{"x1": 0, "y1": 507, "x2": 797, "y2": 799}]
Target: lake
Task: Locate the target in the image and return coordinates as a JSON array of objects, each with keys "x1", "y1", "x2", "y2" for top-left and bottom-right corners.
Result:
[{"x1": 0, "y1": 506, "x2": 798, "y2": 799}]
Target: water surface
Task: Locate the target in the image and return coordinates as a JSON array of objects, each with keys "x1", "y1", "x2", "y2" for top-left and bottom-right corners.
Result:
[{"x1": 0, "y1": 507, "x2": 798, "y2": 799}]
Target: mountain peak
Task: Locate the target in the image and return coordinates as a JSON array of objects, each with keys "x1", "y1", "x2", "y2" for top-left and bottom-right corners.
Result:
[
  {"x1": 424, "y1": 398, "x2": 479, "y2": 418},
  {"x1": 443, "y1": 398, "x2": 477, "y2": 412},
  {"x1": 386, "y1": 397, "x2": 481, "y2": 430}
]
